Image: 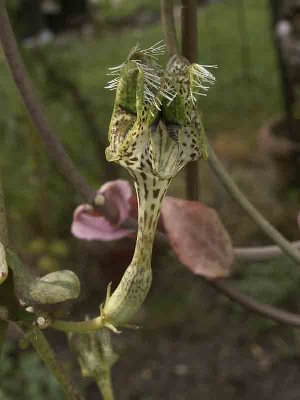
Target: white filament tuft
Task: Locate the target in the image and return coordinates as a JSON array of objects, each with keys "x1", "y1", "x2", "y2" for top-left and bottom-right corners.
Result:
[{"x1": 189, "y1": 64, "x2": 217, "y2": 103}]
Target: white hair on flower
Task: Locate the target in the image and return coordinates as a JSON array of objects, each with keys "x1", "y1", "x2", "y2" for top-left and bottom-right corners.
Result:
[
  {"x1": 105, "y1": 41, "x2": 176, "y2": 112},
  {"x1": 189, "y1": 63, "x2": 217, "y2": 105},
  {"x1": 139, "y1": 40, "x2": 166, "y2": 59}
]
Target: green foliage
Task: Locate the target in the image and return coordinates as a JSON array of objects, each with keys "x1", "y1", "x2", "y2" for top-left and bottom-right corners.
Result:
[
  {"x1": 0, "y1": 342, "x2": 63, "y2": 400},
  {"x1": 98, "y1": 0, "x2": 160, "y2": 21},
  {"x1": 197, "y1": 0, "x2": 281, "y2": 132}
]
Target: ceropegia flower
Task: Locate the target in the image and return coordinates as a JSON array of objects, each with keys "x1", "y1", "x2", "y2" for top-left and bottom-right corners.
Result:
[
  {"x1": 105, "y1": 47, "x2": 216, "y2": 179},
  {"x1": 96, "y1": 43, "x2": 216, "y2": 332}
]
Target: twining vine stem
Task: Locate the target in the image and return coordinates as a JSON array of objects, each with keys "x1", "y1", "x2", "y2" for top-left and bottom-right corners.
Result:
[
  {"x1": 94, "y1": 330, "x2": 116, "y2": 400},
  {"x1": 234, "y1": 241, "x2": 300, "y2": 261},
  {"x1": 182, "y1": 0, "x2": 200, "y2": 201},
  {"x1": 210, "y1": 279, "x2": 300, "y2": 327},
  {"x1": 160, "y1": 0, "x2": 178, "y2": 57},
  {"x1": 29, "y1": 326, "x2": 83, "y2": 400}
]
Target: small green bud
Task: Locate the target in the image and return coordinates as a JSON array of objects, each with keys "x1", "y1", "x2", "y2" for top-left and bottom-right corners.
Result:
[{"x1": 7, "y1": 250, "x2": 80, "y2": 306}]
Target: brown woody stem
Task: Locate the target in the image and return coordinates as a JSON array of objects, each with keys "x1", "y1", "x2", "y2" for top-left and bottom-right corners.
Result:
[
  {"x1": 210, "y1": 279, "x2": 300, "y2": 327},
  {"x1": 160, "y1": 0, "x2": 179, "y2": 57},
  {"x1": 181, "y1": 0, "x2": 200, "y2": 201}
]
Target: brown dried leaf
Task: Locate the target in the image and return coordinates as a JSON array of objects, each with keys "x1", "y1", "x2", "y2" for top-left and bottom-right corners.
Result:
[{"x1": 162, "y1": 197, "x2": 234, "y2": 280}]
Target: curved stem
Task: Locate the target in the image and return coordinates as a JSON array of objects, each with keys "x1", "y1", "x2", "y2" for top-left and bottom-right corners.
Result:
[
  {"x1": 210, "y1": 278, "x2": 300, "y2": 327},
  {"x1": 94, "y1": 330, "x2": 116, "y2": 400},
  {"x1": 51, "y1": 316, "x2": 104, "y2": 334},
  {"x1": 29, "y1": 326, "x2": 82, "y2": 400},
  {"x1": 208, "y1": 144, "x2": 300, "y2": 265},
  {"x1": 70, "y1": 330, "x2": 116, "y2": 400},
  {"x1": 0, "y1": 0, "x2": 118, "y2": 223},
  {"x1": 234, "y1": 241, "x2": 300, "y2": 262},
  {"x1": 160, "y1": 0, "x2": 179, "y2": 57},
  {"x1": 96, "y1": 368, "x2": 115, "y2": 400}
]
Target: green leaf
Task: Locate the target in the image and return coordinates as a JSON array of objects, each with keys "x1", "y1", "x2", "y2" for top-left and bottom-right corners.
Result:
[
  {"x1": 29, "y1": 270, "x2": 80, "y2": 305},
  {"x1": 7, "y1": 251, "x2": 80, "y2": 306}
]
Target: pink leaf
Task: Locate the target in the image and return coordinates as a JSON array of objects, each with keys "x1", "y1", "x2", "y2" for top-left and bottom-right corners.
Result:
[
  {"x1": 162, "y1": 197, "x2": 234, "y2": 280},
  {"x1": 71, "y1": 180, "x2": 133, "y2": 241}
]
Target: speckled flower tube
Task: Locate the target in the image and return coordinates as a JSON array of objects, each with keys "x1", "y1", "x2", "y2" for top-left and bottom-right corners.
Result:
[{"x1": 102, "y1": 42, "x2": 216, "y2": 331}]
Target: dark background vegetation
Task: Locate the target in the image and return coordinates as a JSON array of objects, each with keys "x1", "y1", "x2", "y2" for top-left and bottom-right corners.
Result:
[{"x1": 1, "y1": 0, "x2": 300, "y2": 399}]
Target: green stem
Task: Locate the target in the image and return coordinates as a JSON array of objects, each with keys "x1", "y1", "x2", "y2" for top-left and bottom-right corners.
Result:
[
  {"x1": 96, "y1": 368, "x2": 115, "y2": 400},
  {"x1": 208, "y1": 144, "x2": 300, "y2": 265},
  {"x1": 94, "y1": 330, "x2": 116, "y2": 400},
  {"x1": 29, "y1": 326, "x2": 82, "y2": 400},
  {"x1": 51, "y1": 316, "x2": 104, "y2": 334},
  {"x1": 70, "y1": 330, "x2": 117, "y2": 400}
]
